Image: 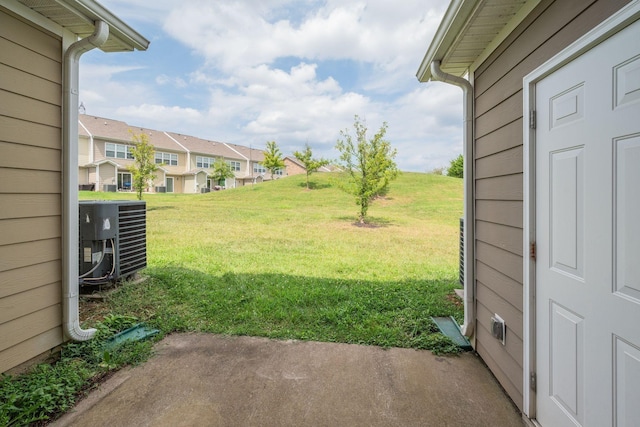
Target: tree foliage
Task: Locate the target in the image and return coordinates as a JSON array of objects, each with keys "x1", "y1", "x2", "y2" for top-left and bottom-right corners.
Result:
[
  {"x1": 335, "y1": 115, "x2": 399, "y2": 223},
  {"x1": 262, "y1": 141, "x2": 286, "y2": 179},
  {"x1": 292, "y1": 143, "x2": 329, "y2": 189},
  {"x1": 210, "y1": 158, "x2": 236, "y2": 187},
  {"x1": 128, "y1": 132, "x2": 158, "y2": 200},
  {"x1": 447, "y1": 154, "x2": 463, "y2": 178}
]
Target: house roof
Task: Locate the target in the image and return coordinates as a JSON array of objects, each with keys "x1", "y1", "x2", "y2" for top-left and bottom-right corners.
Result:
[
  {"x1": 284, "y1": 156, "x2": 305, "y2": 168},
  {"x1": 83, "y1": 159, "x2": 121, "y2": 168},
  {"x1": 79, "y1": 115, "x2": 186, "y2": 152},
  {"x1": 164, "y1": 132, "x2": 240, "y2": 159},
  {"x1": 224, "y1": 143, "x2": 265, "y2": 163},
  {"x1": 183, "y1": 169, "x2": 209, "y2": 176},
  {"x1": 416, "y1": 0, "x2": 539, "y2": 82},
  {"x1": 16, "y1": 0, "x2": 149, "y2": 52},
  {"x1": 284, "y1": 156, "x2": 337, "y2": 172}
]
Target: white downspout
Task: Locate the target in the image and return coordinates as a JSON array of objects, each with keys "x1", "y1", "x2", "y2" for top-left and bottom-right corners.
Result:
[
  {"x1": 431, "y1": 61, "x2": 475, "y2": 337},
  {"x1": 62, "y1": 21, "x2": 109, "y2": 341}
]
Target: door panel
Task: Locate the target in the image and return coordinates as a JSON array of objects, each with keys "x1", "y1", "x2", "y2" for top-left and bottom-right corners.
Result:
[
  {"x1": 614, "y1": 337, "x2": 640, "y2": 426},
  {"x1": 615, "y1": 135, "x2": 640, "y2": 301},
  {"x1": 549, "y1": 301, "x2": 584, "y2": 423},
  {"x1": 536, "y1": 19, "x2": 640, "y2": 427},
  {"x1": 550, "y1": 147, "x2": 584, "y2": 278}
]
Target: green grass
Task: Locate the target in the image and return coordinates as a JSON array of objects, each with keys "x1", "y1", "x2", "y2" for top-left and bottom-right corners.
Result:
[
  {"x1": 1, "y1": 172, "x2": 463, "y2": 425},
  {"x1": 0, "y1": 315, "x2": 156, "y2": 426},
  {"x1": 84, "y1": 172, "x2": 464, "y2": 348}
]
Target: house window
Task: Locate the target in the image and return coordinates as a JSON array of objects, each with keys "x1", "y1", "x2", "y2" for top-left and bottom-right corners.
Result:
[
  {"x1": 105, "y1": 143, "x2": 134, "y2": 159},
  {"x1": 275, "y1": 168, "x2": 284, "y2": 176},
  {"x1": 253, "y1": 163, "x2": 266, "y2": 174},
  {"x1": 227, "y1": 160, "x2": 241, "y2": 171},
  {"x1": 196, "y1": 156, "x2": 215, "y2": 169},
  {"x1": 155, "y1": 152, "x2": 178, "y2": 166}
]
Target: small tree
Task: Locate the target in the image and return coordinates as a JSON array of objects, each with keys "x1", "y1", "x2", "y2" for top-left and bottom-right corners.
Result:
[
  {"x1": 292, "y1": 143, "x2": 329, "y2": 189},
  {"x1": 128, "y1": 132, "x2": 158, "y2": 200},
  {"x1": 335, "y1": 115, "x2": 399, "y2": 223},
  {"x1": 447, "y1": 154, "x2": 463, "y2": 178},
  {"x1": 262, "y1": 141, "x2": 286, "y2": 179},
  {"x1": 210, "y1": 158, "x2": 236, "y2": 187}
]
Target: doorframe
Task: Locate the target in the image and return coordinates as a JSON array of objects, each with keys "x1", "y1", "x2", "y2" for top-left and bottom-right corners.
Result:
[
  {"x1": 117, "y1": 171, "x2": 132, "y2": 191},
  {"x1": 166, "y1": 176, "x2": 174, "y2": 193},
  {"x1": 522, "y1": 1, "x2": 640, "y2": 420}
]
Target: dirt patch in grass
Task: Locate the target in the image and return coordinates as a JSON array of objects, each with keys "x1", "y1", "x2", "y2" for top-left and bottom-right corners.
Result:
[{"x1": 446, "y1": 292, "x2": 464, "y2": 309}]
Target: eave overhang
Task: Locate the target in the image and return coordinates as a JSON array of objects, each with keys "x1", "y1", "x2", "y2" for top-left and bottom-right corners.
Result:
[
  {"x1": 17, "y1": 0, "x2": 149, "y2": 51},
  {"x1": 417, "y1": 0, "x2": 538, "y2": 82}
]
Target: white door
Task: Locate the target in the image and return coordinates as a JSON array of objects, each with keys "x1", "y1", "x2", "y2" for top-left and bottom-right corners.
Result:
[
  {"x1": 166, "y1": 177, "x2": 174, "y2": 193},
  {"x1": 535, "y1": 19, "x2": 640, "y2": 427}
]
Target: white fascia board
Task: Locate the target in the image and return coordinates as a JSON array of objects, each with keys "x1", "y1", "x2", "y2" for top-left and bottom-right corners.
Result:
[
  {"x1": 57, "y1": 0, "x2": 149, "y2": 51},
  {"x1": 416, "y1": 0, "x2": 478, "y2": 82}
]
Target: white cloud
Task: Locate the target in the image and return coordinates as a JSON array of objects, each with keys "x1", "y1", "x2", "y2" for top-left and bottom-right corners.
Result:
[
  {"x1": 79, "y1": 63, "x2": 156, "y2": 117},
  {"x1": 116, "y1": 104, "x2": 202, "y2": 130},
  {"x1": 80, "y1": 0, "x2": 461, "y2": 172},
  {"x1": 161, "y1": 0, "x2": 445, "y2": 76},
  {"x1": 156, "y1": 74, "x2": 187, "y2": 88}
]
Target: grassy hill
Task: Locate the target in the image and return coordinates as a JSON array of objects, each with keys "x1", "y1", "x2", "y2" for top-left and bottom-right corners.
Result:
[{"x1": 81, "y1": 172, "x2": 464, "y2": 352}]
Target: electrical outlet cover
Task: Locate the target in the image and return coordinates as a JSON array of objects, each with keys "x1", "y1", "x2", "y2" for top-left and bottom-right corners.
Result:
[{"x1": 490, "y1": 314, "x2": 506, "y2": 345}]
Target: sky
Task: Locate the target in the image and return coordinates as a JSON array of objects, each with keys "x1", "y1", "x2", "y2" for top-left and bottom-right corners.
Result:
[{"x1": 79, "y1": 0, "x2": 462, "y2": 172}]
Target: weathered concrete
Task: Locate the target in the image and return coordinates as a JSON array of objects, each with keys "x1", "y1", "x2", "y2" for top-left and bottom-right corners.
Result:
[{"x1": 53, "y1": 334, "x2": 523, "y2": 426}]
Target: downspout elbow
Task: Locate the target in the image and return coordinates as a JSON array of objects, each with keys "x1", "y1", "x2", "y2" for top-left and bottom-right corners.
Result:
[
  {"x1": 430, "y1": 61, "x2": 473, "y2": 121},
  {"x1": 430, "y1": 60, "x2": 475, "y2": 337},
  {"x1": 62, "y1": 21, "x2": 109, "y2": 342}
]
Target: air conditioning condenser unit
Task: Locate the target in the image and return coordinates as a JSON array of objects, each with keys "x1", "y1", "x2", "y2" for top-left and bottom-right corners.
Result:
[{"x1": 79, "y1": 200, "x2": 147, "y2": 285}]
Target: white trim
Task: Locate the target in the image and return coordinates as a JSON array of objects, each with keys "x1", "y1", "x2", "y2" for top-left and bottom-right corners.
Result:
[
  {"x1": 416, "y1": 0, "x2": 477, "y2": 82},
  {"x1": 522, "y1": 0, "x2": 640, "y2": 419},
  {"x1": 78, "y1": 119, "x2": 94, "y2": 163},
  {"x1": 223, "y1": 142, "x2": 249, "y2": 160},
  {"x1": 164, "y1": 132, "x2": 191, "y2": 169},
  {"x1": 57, "y1": 0, "x2": 149, "y2": 51},
  {"x1": 469, "y1": 0, "x2": 541, "y2": 73},
  {"x1": 165, "y1": 176, "x2": 174, "y2": 193}
]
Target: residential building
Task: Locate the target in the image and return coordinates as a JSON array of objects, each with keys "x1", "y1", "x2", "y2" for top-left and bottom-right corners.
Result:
[
  {"x1": 284, "y1": 156, "x2": 335, "y2": 177},
  {"x1": 0, "y1": 0, "x2": 148, "y2": 374},
  {"x1": 78, "y1": 114, "x2": 271, "y2": 193},
  {"x1": 418, "y1": 0, "x2": 639, "y2": 424}
]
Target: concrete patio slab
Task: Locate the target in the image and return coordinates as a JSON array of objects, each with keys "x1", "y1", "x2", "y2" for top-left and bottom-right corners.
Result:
[{"x1": 53, "y1": 334, "x2": 523, "y2": 426}]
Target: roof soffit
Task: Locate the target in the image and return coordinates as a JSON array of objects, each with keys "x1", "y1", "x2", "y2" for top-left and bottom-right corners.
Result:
[
  {"x1": 417, "y1": 0, "x2": 538, "y2": 82},
  {"x1": 16, "y1": 0, "x2": 149, "y2": 52}
]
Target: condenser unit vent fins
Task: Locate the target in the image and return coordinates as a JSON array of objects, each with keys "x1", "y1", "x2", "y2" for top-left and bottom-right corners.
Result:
[
  {"x1": 78, "y1": 200, "x2": 147, "y2": 285},
  {"x1": 117, "y1": 201, "x2": 147, "y2": 277}
]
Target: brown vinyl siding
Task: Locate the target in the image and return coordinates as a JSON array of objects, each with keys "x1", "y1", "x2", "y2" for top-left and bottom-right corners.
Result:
[
  {"x1": 471, "y1": 0, "x2": 631, "y2": 409},
  {"x1": 0, "y1": 169, "x2": 61, "y2": 194},
  {"x1": 0, "y1": 8, "x2": 64, "y2": 373},
  {"x1": 79, "y1": 138, "x2": 90, "y2": 165}
]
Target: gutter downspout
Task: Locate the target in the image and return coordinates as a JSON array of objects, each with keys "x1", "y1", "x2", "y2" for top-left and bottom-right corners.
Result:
[
  {"x1": 62, "y1": 20, "x2": 109, "y2": 341},
  {"x1": 430, "y1": 60, "x2": 475, "y2": 337}
]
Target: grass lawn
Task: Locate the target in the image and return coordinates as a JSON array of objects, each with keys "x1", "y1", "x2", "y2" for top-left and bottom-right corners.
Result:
[
  {"x1": 81, "y1": 171, "x2": 464, "y2": 351},
  {"x1": 1, "y1": 172, "x2": 463, "y2": 425}
]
